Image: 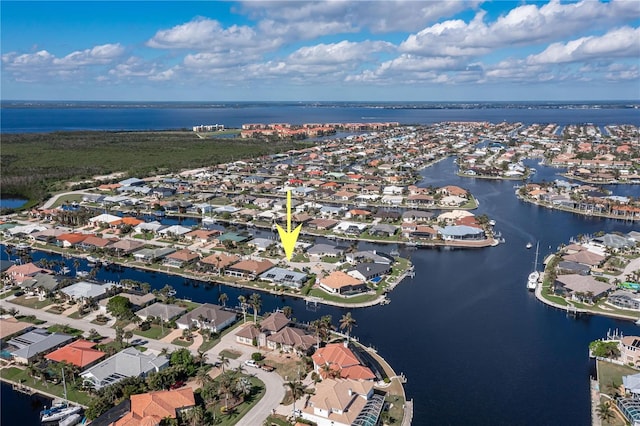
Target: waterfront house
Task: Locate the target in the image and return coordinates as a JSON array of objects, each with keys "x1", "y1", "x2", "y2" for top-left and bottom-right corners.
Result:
[
  {"x1": 554, "y1": 274, "x2": 613, "y2": 301},
  {"x1": 312, "y1": 343, "x2": 376, "y2": 380},
  {"x1": 259, "y1": 267, "x2": 308, "y2": 289},
  {"x1": 60, "y1": 281, "x2": 115, "y2": 301},
  {"x1": 56, "y1": 233, "x2": 88, "y2": 248},
  {"x1": 133, "y1": 247, "x2": 177, "y2": 264},
  {"x1": 109, "y1": 239, "x2": 146, "y2": 256},
  {"x1": 20, "y1": 272, "x2": 62, "y2": 293},
  {"x1": 6, "y1": 262, "x2": 53, "y2": 284},
  {"x1": 266, "y1": 326, "x2": 316, "y2": 354},
  {"x1": 318, "y1": 271, "x2": 368, "y2": 296},
  {"x1": 157, "y1": 225, "x2": 192, "y2": 238},
  {"x1": 307, "y1": 244, "x2": 345, "y2": 261},
  {"x1": 8, "y1": 328, "x2": 73, "y2": 364},
  {"x1": 235, "y1": 323, "x2": 261, "y2": 346},
  {"x1": 113, "y1": 388, "x2": 196, "y2": 426},
  {"x1": 300, "y1": 378, "x2": 382, "y2": 426},
  {"x1": 347, "y1": 263, "x2": 391, "y2": 283},
  {"x1": 135, "y1": 302, "x2": 187, "y2": 322},
  {"x1": 621, "y1": 336, "x2": 640, "y2": 366},
  {"x1": 402, "y1": 210, "x2": 435, "y2": 223},
  {"x1": 225, "y1": 259, "x2": 274, "y2": 280},
  {"x1": 77, "y1": 235, "x2": 114, "y2": 251},
  {"x1": 175, "y1": 303, "x2": 236, "y2": 333},
  {"x1": 260, "y1": 312, "x2": 290, "y2": 335},
  {"x1": 368, "y1": 223, "x2": 398, "y2": 237},
  {"x1": 163, "y1": 249, "x2": 200, "y2": 268},
  {"x1": 607, "y1": 290, "x2": 640, "y2": 311},
  {"x1": 561, "y1": 250, "x2": 605, "y2": 267},
  {"x1": 346, "y1": 250, "x2": 393, "y2": 265},
  {"x1": 80, "y1": 347, "x2": 169, "y2": 390},
  {"x1": 198, "y1": 252, "x2": 240, "y2": 274},
  {"x1": 307, "y1": 218, "x2": 339, "y2": 230},
  {"x1": 45, "y1": 339, "x2": 106, "y2": 369},
  {"x1": 438, "y1": 225, "x2": 485, "y2": 241}
]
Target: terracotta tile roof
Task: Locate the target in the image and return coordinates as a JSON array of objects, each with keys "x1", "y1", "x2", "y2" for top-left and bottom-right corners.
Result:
[
  {"x1": 228, "y1": 259, "x2": 274, "y2": 275},
  {"x1": 200, "y1": 252, "x2": 240, "y2": 269},
  {"x1": 165, "y1": 249, "x2": 200, "y2": 262},
  {"x1": 260, "y1": 312, "x2": 290, "y2": 333},
  {"x1": 45, "y1": 339, "x2": 106, "y2": 368},
  {"x1": 57, "y1": 233, "x2": 89, "y2": 244},
  {"x1": 319, "y1": 271, "x2": 364, "y2": 290},
  {"x1": 115, "y1": 388, "x2": 195, "y2": 426},
  {"x1": 312, "y1": 343, "x2": 375, "y2": 381}
]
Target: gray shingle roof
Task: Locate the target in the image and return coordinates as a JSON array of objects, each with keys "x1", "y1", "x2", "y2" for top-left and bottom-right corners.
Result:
[{"x1": 80, "y1": 347, "x2": 169, "y2": 389}]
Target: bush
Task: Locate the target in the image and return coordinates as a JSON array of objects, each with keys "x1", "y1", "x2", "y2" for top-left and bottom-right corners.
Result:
[
  {"x1": 251, "y1": 352, "x2": 264, "y2": 362},
  {"x1": 140, "y1": 321, "x2": 151, "y2": 331}
]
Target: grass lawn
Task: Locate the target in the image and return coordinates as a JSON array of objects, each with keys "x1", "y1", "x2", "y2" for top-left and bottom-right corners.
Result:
[
  {"x1": 0, "y1": 290, "x2": 16, "y2": 299},
  {"x1": 216, "y1": 376, "x2": 265, "y2": 426},
  {"x1": 598, "y1": 359, "x2": 638, "y2": 397},
  {"x1": 308, "y1": 288, "x2": 378, "y2": 304},
  {"x1": 47, "y1": 324, "x2": 84, "y2": 336},
  {"x1": 171, "y1": 338, "x2": 193, "y2": 347},
  {"x1": 16, "y1": 315, "x2": 46, "y2": 325},
  {"x1": 133, "y1": 325, "x2": 172, "y2": 340},
  {"x1": 385, "y1": 394, "x2": 406, "y2": 425},
  {"x1": 0, "y1": 367, "x2": 93, "y2": 406},
  {"x1": 263, "y1": 415, "x2": 291, "y2": 426},
  {"x1": 219, "y1": 349, "x2": 241, "y2": 360},
  {"x1": 198, "y1": 321, "x2": 244, "y2": 353},
  {"x1": 68, "y1": 309, "x2": 90, "y2": 319},
  {"x1": 51, "y1": 194, "x2": 84, "y2": 208},
  {"x1": 10, "y1": 295, "x2": 54, "y2": 309},
  {"x1": 174, "y1": 300, "x2": 201, "y2": 312}
]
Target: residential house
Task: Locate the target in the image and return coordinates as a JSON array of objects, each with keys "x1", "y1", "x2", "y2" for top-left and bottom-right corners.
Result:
[
  {"x1": 438, "y1": 225, "x2": 485, "y2": 241},
  {"x1": 198, "y1": 253, "x2": 240, "y2": 274},
  {"x1": 347, "y1": 263, "x2": 391, "y2": 283},
  {"x1": 0, "y1": 317, "x2": 33, "y2": 344},
  {"x1": 554, "y1": 274, "x2": 613, "y2": 301},
  {"x1": 301, "y1": 378, "x2": 382, "y2": 426},
  {"x1": 20, "y1": 273, "x2": 62, "y2": 294},
  {"x1": 45, "y1": 339, "x2": 106, "y2": 369},
  {"x1": 135, "y1": 303, "x2": 187, "y2": 322},
  {"x1": 133, "y1": 247, "x2": 177, "y2": 264},
  {"x1": 307, "y1": 244, "x2": 345, "y2": 261},
  {"x1": 266, "y1": 327, "x2": 316, "y2": 354},
  {"x1": 175, "y1": 303, "x2": 236, "y2": 333},
  {"x1": 259, "y1": 267, "x2": 308, "y2": 289},
  {"x1": 163, "y1": 249, "x2": 200, "y2": 268},
  {"x1": 113, "y1": 388, "x2": 196, "y2": 426},
  {"x1": 6, "y1": 263, "x2": 53, "y2": 285},
  {"x1": 60, "y1": 281, "x2": 115, "y2": 301},
  {"x1": 318, "y1": 271, "x2": 368, "y2": 296},
  {"x1": 621, "y1": 336, "x2": 640, "y2": 366},
  {"x1": 225, "y1": 259, "x2": 274, "y2": 280},
  {"x1": 307, "y1": 218, "x2": 339, "y2": 231},
  {"x1": 109, "y1": 239, "x2": 146, "y2": 257},
  {"x1": 8, "y1": 329, "x2": 73, "y2": 364},
  {"x1": 312, "y1": 343, "x2": 376, "y2": 380},
  {"x1": 81, "y1": 347, "x2": 169, "y2": 390}
]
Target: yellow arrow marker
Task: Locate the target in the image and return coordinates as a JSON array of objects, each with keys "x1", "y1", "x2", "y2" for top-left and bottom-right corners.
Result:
[{"x1": 276, "y1": 190, "x2": 302, "y2": 261}]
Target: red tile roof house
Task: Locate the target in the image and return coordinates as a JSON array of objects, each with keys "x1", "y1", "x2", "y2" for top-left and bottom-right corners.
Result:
[
  {"x1": 162, "y1": 249, "x2": 200, "y2": 268},
  {"x1": 312, "y1": 343, "x2": 376, "y2": 380},
  {"x1": 45, "y1": 339, "x2": 106, "y2": 369},
  {"x1": 318, "y1": 271, "x2": 368, "y2": 296},
  {"x1": 6, "y1": 262, "x2": 53, "y2": 285},
  {"x1": 225, "y1": 259, "x2": 274, "y2": 280},
  {"x1": 198, "y1": 252, "x2": 240, "y2": 274},
  {"x1": 114, "y1": 388, "x2": 196, "y2": 426},
  {"x1": 56, "y1": 233, "x2": 89, "y2": 248}
]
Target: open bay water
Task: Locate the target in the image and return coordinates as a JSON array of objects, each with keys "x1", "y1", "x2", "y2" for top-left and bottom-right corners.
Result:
[
  {"x1": 1, "y1": 104, "x2": 640, "y2": 425},
  {"x1": 1, "y1": 101, "x2": 638, "y2": 132}
]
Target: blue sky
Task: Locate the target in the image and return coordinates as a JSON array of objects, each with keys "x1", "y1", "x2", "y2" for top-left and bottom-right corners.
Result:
[{"x1": 2, "y1": 1, "x2": 639, "y2": 101}]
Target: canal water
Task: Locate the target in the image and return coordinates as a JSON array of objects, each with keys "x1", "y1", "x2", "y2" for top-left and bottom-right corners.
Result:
[{"x1": 3, "y1": 158, "x2": 640, "y2": 425}]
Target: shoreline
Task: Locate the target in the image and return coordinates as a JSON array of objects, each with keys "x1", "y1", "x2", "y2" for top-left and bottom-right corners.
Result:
[
  {"x1": 515, "y1": 192, "x2": 640, "y2": 222},
  {"x1": 0, "y1": 375, "x2": 89, "y2": 409}
]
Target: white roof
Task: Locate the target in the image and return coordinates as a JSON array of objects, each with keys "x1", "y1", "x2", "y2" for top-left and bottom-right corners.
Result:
[
  {"x1": 61, "y1": 281, "x2": 115, "y2": 299},
  {"x1": 90, "y1": 213, "x2": 122, "y2": 224}
]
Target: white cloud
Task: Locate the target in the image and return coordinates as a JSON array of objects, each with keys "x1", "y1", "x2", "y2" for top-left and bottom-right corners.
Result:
[
  {"x1": 243, "y1": 0, "x2": 479, "y2": 34},
  {"x1": 527, "y1": 26, "x2": 640, "y2": 64},
  {"x1": 146, "y1": 17, "x2": 279, "y2": 53},
  {"x1": 287, "y1": 40, "x2": 393, "y2": 66},
  {"x1": 400, "y1": 0, "x2": 640, "y2": 57}
]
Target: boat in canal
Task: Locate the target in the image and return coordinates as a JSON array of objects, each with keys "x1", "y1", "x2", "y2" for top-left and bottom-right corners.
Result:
[{"x1": 527, "y1": 242, "x2": 540, "y2": 291}]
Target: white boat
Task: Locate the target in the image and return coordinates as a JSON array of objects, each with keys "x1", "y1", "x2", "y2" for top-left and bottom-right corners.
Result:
[
  {"x1": 40, "y1": 404, "x2": 81, "y2": 422},
  {"x1": 527, "y1": 242, "x2": 540, "y2": 291},
  {"x1": 76, "y1": 270, "x2": 89, "y2": 278},
  {"x1": 526, "y1": 242, "x2": 533, "y2": 249},
  {"x1": 488, "y1": 220, "x2": 496, "y2": 226},
  {"x1": 59, "y1": 413, "x2": 82, "y2": 426}
]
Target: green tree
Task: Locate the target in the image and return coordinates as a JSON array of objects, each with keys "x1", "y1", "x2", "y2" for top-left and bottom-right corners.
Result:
[
  {"x1": 339, "y1": 312, "x2": 356, "y2": 341},
  {"x1": 596, "y1": 401, "x2": 615, "y2": 423},
  {"x1": 218, "y1": 292, "x2": 228, "y2": 308},
  {"x1": 283, "y1": 379, "x2": 307, "y2": 417},
  {"x1": 106, "y1": 295, "x2": 134, "y2": 320},
  {"x1": 249, "y1": 293, "x2": 261, "y2": 323}
]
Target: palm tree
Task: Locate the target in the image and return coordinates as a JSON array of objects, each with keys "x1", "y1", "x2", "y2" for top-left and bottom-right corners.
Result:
[
  {"x1": 218, "y1": 292, "x2": 228, "y2": 308},
  {"x1": 284, "y1": 379, "x2": 306, "y2": 417},
  {"x1": 73, "y1": 259, "x2": 80, "y2": 275},
  {"x1": 282, "y1": 306, "x2": 293, "y2": 319},
  {"x1": 596, "y1": 401, "x2": 615, "y2": 423},
  {"x1": 218, "y1": 354, "x2": 230, "y2": 373},
  {"x1": 196, "y1": 368, "x2": 212, "y2": 388},
  {"x1": 184, "y1": 405, "x2": 205, "y2": 426},
  {"x1": 339, "y1": 312, "x2": 357, "y2": 341},
  {"x1": 195, "y1": 350, "x2": 208, "y2": 367},
  {"x1": 249, "y1": 293, "x2": 261, "y2": 323},
  {"x1": 238, "y1": 295, "x2": 247, "y2": 323}
]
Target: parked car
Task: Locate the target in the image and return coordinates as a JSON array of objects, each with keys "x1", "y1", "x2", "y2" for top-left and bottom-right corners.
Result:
[
  {"x1": 169, "y1": 380, "x2": 185, "y2": 390},
  {"x1": 244, "y1": 359, "x2": 258, "y2": 368},
  {"x1": 261, "y1": 364, "x2": 275, "y2": 372}
]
